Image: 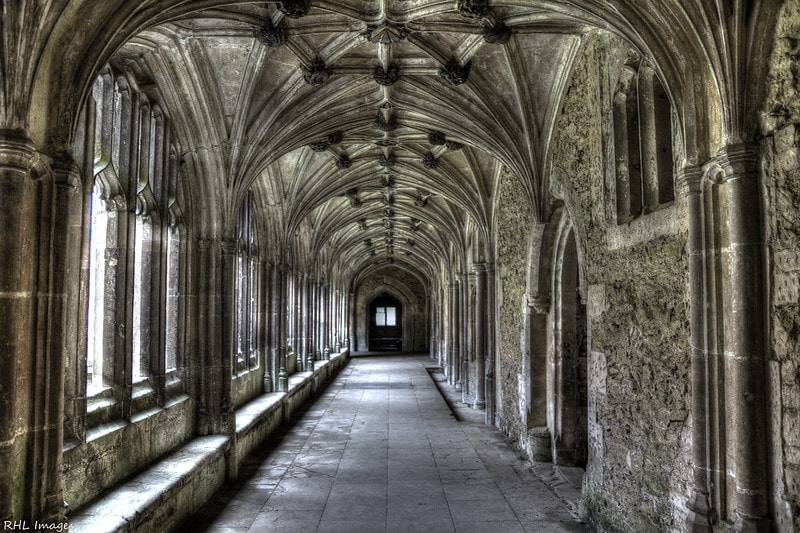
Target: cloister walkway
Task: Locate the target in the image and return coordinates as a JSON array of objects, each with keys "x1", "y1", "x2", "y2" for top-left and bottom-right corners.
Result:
[{"x1": 178, "y1": 353, "x2": 588, "y2": 533}]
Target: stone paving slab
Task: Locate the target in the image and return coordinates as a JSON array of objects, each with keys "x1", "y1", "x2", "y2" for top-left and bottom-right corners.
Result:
[{"x1": 177, "y1": 354, "x2": 588, "y2": 533}]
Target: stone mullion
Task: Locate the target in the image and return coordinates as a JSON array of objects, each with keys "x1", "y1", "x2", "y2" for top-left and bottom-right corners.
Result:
[
  {"x1": 638, "y1": 64, "x2": 659, "y2": 213},
  {"x1": 150, "y1": 214, "x2": 167, "y2": 402},
  {"x1": 612, "y1": 90, "x2": 632, "y2": 223},
  {"x1": 473, "y1": 264, "x2": 487, "y2": 409},
  {"x1": 249, "y1": 255, "x2": 259, "y2": 371},
  {"x1": 681, "y1": 164, "x2": 715, "y2": 532},
  {"x1": 718, "y1": 145, "x2": 770, "y2": 532}
]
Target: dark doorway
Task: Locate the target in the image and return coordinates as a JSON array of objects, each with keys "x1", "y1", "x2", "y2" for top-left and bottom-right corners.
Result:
[{"x1": 368, "y1": 293, "x2": 403, "y2": 351}]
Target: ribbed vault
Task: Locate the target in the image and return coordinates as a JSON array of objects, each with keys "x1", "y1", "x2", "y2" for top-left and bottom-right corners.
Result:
[{"x1": 105, "y1": 0, "x2": 586, "y2": 288}]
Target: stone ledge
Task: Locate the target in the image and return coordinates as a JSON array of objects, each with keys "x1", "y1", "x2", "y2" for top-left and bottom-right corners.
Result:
[
  {"x1": 67, "y1": 351, "x2": 350, "y2": 533},
  {"x1": 68, "y1": 435, "x2": 231, "y2": 533}
]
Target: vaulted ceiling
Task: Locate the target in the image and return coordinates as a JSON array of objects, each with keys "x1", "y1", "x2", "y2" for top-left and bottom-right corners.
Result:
[{"x1": 113, "y1": 0, "x2": 586, "y2": 286}]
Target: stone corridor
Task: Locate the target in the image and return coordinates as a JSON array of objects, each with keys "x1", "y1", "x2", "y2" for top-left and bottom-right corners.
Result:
[{"x1": 178, "y1": 354, "x2": 586, "y2": 533}]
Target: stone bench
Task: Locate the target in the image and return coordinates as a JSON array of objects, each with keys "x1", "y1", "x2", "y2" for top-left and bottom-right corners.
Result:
[
  {"x1": 68, "y1": 435, "x2": 231, "y2": 533},
  {"x1": 68, "y1": 351, "x2": 349, "y2": 533}
]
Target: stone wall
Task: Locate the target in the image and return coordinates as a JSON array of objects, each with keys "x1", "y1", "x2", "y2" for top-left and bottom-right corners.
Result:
[
  {"x1": 548, "y1": 35, "x2": 693, "y2": 531},
  {"x1": 762, "y1": 2, "x2": 800, "y2": 529},
  {"x1": 493, "y1": 171, "x2": 534, "y2": 440}
]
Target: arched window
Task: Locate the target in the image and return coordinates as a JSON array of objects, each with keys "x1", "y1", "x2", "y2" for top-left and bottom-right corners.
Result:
[
  {"x1": 234, "y1": 192, "x2": 260, "y2": 375},
  {"x1": 77, "y1": 64, "x2": 185, "y2": 430}
]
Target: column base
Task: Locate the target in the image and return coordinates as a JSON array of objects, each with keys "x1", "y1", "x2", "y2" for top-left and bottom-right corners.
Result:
[
  {"x1": 685, "y1": 489, "x2": 715, "y2": 532},
  {"x1": 731, "y1": 515, "x2": 770, "y2": 533}
]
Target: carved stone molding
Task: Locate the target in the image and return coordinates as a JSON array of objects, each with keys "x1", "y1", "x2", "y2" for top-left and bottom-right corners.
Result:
[
  {"x1": 440, "y1": 60, "x2": 471, "y2": 85},
  {"x1": 423, "y1": 152, "x2": 438, "y2": 169},
  {"x1": 254, "y1": 18, "x2": 287, "y2": 47},
  {"x1": 410, "y1": 217, "x2": 422, "y2": 231},
  {"x1": 379, "y1": 154, "x2": 397, "y2": 167},
  {"x1": 345, "y1": 188, "x2": 361, "y2": 207},
  {"x1": 375, "y1": 139, "x2": 397, "y2": 147},
  {"x1": 303, "y1": 58, "x2": 331, "y2": 86},
  {"x1": 528, "y1": 293, "x2": 551, "y2": 314},
  {"x1": 415, "y1": 189, "x2": 431, "y2": 207},
  {"x1": 337, "y1": 155, "x2": 352, "y2": 169},
  {"x1": 310, "y1": 140, "x2": 329, "y2": 152},
  {"x1": 375, "y1": 111, "x2": 398, "y2": 131},
  {"x1": 357, "y1": 218, "x2": 368, "y2": 230},
  {"x1": 374, "y1": 63, "x2": 401, "y2": 86},
  {"x1": 429, "y1": 130, "x2": 446, "y2": 145},
  {"x1": 458, "y1": 0, "x2": 490, "y2": 18},
  {"x1": 482, "y1": 20, "x2": 512, "y2": 44},
  {"x1": 327, "y1": 131, "x2": 343, "y2": 144},
  {"x1": 676, "y1": 165, "x2": 703, "y2": 196},
  {"x1": 365, "y1": 23, "x2": 407, "y2": 44},
  {"x1": 380, "y1": 175, "x2": 396, "y2": 188},
  {"x1": 446, "y1": 140, "x2": 463, "y2": 150},
  {"x1": 279, "y1": 0, "x2": 311, "y2": 18}
]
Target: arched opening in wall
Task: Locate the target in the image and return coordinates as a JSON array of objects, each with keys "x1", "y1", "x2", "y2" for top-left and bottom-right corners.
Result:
[
  {"x1": 552, "y1": 229, "x2": 588, "y2": 468},
  {"x1": 368, "y1": 293, "x2": 403, "y2": 352}
]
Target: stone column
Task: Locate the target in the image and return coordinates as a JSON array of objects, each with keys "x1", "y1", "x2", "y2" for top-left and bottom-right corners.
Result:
[
  {"x1": 455, "y1": 274, "x2": 465, "y2": 393},
  {"x1": 484, "y1": 265, "x2": 496, "y2": 425},
  {"x1": 473, "y1": 263, "x2": 487, "y2": 409},
  {"x1": 638, "y1": 64, "x2": 659, "y2": 213},
  {"x1": 718, "y1": 145, "x2": 770, "y2": 532},
  {"x1": 277, "y1": 262, "x2": 288, "y2": 392},
  {"x1": 528, "y1": 293, "x2": 551, "y2": 460},
  {"x1": 196, "y1": 238, "x2": 212, "y2": 435},
  {"x1": 681, "y1": 165, "x2": 715, "y2": 531},
  {"x1": 260, "y1": 259, "x2": 271, "y2": 392},
  {"x1": 220, "y1": 240, "x2": 237, "y2": 432},
  {"x1": 448, "y1": 281, "x2": 459, "y2": 387},
  {"x1": 0, "y1": 136, "x2": 77, "y2": 522}
]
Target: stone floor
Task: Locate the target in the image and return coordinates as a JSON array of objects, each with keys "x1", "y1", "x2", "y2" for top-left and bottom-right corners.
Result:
[{"x1": 177, "y1": 353, "x2": 588, "y2": 533}]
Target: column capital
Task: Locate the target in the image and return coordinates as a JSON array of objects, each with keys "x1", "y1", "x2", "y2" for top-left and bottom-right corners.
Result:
[
  {"x1": 471, "y1": 262, "x2": 489, "y2": 273},
  {"x1": 716, "y1": 143, "x2": 759, "y2": 182},
  {"x1": 676, "y1": 164, "x2": 703, "y2": 196},
  {"x1": 528, "y1": 293, "x2": 551, "y2": 314}
]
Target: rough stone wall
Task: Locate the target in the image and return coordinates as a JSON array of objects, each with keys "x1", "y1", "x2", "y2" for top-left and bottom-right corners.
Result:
[
  {"x1": 494, "y1": 171, "x2": 534, "y2": 441},
  {"x1": 762, "y1": 2, "x2": 800, "y2": 529},
  {"x1": 549, "y1": 35, "x2": 693, "y2": 531}
]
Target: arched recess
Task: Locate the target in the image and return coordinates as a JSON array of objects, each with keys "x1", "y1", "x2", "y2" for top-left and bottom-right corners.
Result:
[
  {"x1": 368, "y1": 293, "x2": 403, "y2": 352},
  {"x1": 525, "y1": 205, "x2": 588, "y2": 467},
  {"x1": 550, "y1": 222, "x2": 588, "y2": 468},
  {"x1": 353, "y1": 268, "x2": 429, "y2": 353}
]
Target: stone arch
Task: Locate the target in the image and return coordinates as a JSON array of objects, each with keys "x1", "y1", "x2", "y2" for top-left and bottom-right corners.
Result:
[
  {"x1": 353, "y1": 269, "x2": 428, "y2": 353},
  {"x1": 524, "y1": 204, "x2": 587, "y2": 467},
  {"x1": 550, "y1": 220, "x2": 588, "y2": 467}
]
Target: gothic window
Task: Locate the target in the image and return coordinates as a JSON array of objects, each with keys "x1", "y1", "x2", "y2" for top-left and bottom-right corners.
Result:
[
  {"x1": 79, "y1": 65, "x2": 184, "y2": 424},
  {"x1": 234, "y1": 192, "x2": 260, "y2": 375},
  {"x1": 375, "y1": 306, "x2": 397, "y2": 326},
  {"x1": 612, "y1": 62, "x2": 675, "y2": 224}
]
